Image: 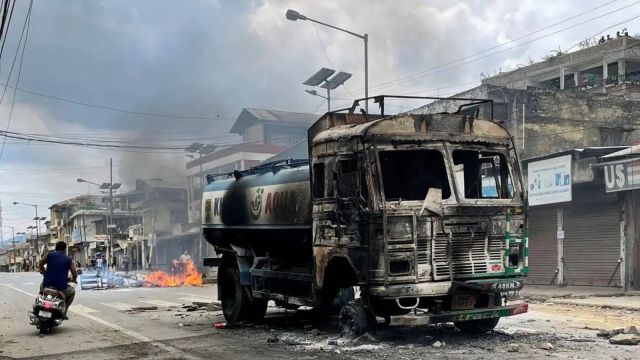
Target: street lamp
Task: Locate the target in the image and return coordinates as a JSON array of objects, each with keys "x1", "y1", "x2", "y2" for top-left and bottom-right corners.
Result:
[
  {"x1": 303, "y1": 67, "x2": 352, "y2": 111},
  {"x1": 286, "y1": 9, "x2": 369, "y2": 112},
  {"x1": 13, "y1": 201, "x2": 40, "y2": 259}
]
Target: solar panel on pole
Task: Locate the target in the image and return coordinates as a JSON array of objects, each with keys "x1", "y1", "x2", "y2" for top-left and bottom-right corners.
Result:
[{"x1": 303, "y1": 68, "x2": 335, "y2": 86}]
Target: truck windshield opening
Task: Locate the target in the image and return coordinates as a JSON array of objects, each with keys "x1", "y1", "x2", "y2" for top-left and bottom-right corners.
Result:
[
  {"x1": 452, "y1": 150, "x2": 514, "y2": 199},
  {"x1": 379, "y1": 150, "x2": 451, "y2": 201}
]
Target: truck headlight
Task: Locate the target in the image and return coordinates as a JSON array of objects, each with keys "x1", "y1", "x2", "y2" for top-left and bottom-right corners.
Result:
[{"x1": 507, "y1": 241, "x2": 523, "y2": 267}]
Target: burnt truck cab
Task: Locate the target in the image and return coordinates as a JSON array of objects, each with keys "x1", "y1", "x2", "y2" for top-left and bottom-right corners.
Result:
[
  {"x1": 309, "y1": 104, "x2": 528, "y2": 331},
  {"x1": 203, "y1": 96, "x2": 528, "y2": 335}
]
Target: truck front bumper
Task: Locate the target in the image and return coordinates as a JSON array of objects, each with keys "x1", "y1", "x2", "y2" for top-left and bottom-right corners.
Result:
[
  {"x1": 389, "y1": 302, "x2": 529, "y2": 326},
  {"x1": 369, "y1": 278, "x2": 525, "y2": 299}
]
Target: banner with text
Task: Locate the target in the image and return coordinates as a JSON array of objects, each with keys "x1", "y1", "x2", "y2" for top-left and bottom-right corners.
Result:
[
  {"x1": 604, "y1": 160, "x2": 640, "y2": 192},
  {"x1": 528, "y1": 155, "x2": 572, "y2": 206}
]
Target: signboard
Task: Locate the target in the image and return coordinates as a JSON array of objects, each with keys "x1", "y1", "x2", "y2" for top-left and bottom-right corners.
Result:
[
  {"x1": 528, "y1": 155, "x2": 572, "y2": 206},
  {"x1": 94, "y1": 234, "x2": 109, "y2": 241},
  {"x1": 604, "y1": 160, "x2": 640, "y2": 192},
  {"x1": 71, "y1": 229, "x2": 82, "y2": 243}
]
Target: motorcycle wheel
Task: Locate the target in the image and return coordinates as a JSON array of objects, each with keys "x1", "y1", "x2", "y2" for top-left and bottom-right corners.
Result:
[{"x1": 39, "y1": 323, "x2": 51, "y2": 334}]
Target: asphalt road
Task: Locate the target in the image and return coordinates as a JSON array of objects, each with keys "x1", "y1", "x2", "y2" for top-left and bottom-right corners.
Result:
[
  {"x1": 0, "y1": 272, "x2": 331, "y2": 360},
  {"x1": 1, "y1": 272, "x2": 638, "y2": 359}
]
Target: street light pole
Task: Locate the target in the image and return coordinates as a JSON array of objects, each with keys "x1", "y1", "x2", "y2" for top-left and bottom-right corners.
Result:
[
  {"x1": 286, "y1": 9, "x2": 369, "y2": 112},
  {"x1": 77, "y1": 160, "x2": 121, "y2": 271},
  {"x1": 109, "y1": 157, "x2": 114, "y2": 270}
]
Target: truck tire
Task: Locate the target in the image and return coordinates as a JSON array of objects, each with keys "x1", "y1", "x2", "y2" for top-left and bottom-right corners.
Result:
[
  {"x1": 454, "y1": 317, "x2": 500, "y2": 333},
  {"x1": 339, "y1": 299, "x2": 369, "y2": 338},
  {"x1": 219, "y1": 265, "x2": 248, "y2": 324}
]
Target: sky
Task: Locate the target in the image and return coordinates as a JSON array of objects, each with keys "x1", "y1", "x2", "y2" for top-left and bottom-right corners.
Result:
[{"x1": 1, "y1": 0, "x2": 638, "y2": 241}]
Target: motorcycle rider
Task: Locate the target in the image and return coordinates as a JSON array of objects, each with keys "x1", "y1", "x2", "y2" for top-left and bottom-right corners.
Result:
[{"x1": 38, "y1": 241, "x2": 77, "y2": 319}]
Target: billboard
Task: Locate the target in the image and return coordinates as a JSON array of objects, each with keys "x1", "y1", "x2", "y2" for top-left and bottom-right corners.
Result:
[
  {"x1": 604, "y1": 160, "x2": 640, "y2": 192},
  {"x1": 528, "y1": 155, "x2": 572, "y2": 206}
]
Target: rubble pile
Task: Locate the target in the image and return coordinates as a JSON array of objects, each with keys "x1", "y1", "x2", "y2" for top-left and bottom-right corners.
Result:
[{"x1": 598, "y1": 325, "x2": 640, "y2": 345}]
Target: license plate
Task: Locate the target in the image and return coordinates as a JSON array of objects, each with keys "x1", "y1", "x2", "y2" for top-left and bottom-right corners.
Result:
[
  {"x1": 38, "y1": 311, "x2": 52, "y2": 318},
  {"x1": 451, "y1": 295, "x2": 476, "y2": 310}
]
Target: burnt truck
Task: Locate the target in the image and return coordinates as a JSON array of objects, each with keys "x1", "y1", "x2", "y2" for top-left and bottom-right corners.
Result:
[{"x1": 202, "y1": 96, "x2": 528, "y2": 335}]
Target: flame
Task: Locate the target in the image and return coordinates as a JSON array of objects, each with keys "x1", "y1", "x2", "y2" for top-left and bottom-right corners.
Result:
[{"x1": 144, "y1": 259, "x2": 203, "y2": 287}]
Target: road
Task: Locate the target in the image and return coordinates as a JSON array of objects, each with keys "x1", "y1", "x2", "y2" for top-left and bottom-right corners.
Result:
[{"x1": 1, "y1": 272, "x2": 638, "y2": 359}]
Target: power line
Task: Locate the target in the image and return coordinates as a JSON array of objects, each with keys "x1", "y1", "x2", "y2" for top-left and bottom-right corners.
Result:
[
  {"x1": 0, "y1": 0, "x2": 16, "y2": 74},
  {"x1": 360, "y1": 1, "x2": 639, "y2": 94},
  {"x1": 2, "y1": 81, "x2": 236, "y2": 120},
  {"x1": 0, "y1": 0, "x2": 30, "y2": 160}
]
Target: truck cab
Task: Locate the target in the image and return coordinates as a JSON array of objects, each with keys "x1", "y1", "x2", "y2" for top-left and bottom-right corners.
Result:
[{"x1": 203, "y1": 96, "x2": 528, "y2": 334}]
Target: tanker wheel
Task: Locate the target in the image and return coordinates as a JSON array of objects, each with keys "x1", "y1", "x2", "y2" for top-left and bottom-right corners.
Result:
[
  {"x1": 454, "y1": 317, "x2": 500, "y2": 333},
  {"x1": 219, "y1": 265, "x2": 248, "y2": 324},
  {"x1": 338, "y1": 299, "x2": 369, "y2": 338}
]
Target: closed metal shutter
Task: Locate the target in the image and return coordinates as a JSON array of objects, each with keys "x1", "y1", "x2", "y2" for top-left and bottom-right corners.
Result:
[
  {"x1": 563, "y1": 190, "x2": 621, "y2": 287},
  {"x1": 527, "y1": 206, "x2": 558, "y2": 284}
]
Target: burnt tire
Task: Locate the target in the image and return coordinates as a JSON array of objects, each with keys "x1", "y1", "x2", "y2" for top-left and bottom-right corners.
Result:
[
  {"x1": 219, "y1": 265, "x2": 247, "y2": 324},
  {"x1": 339, "y1": 299, "x2": 369, "y2": 338},
  {"x1": 454, "y1": 317, "x2": 500, "y2": 333}
]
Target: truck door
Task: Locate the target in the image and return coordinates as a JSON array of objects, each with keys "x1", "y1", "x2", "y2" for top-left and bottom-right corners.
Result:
[{"x1": 336, "y1": 157, "x2": 368, "y2": 244}]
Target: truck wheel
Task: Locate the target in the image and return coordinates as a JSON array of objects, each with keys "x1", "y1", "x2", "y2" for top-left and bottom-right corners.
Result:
[
  {"x1": 339, "y1": 299, "x2": 369, "y2": 338},
  {"x1": 454, "y1": 317, "x2": 500, "y2": 333},
  {"x1": 219, "y1": 265, "x2": 247, "y2": 324}
]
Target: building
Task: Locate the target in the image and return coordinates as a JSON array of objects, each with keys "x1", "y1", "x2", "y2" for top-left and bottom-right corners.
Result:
[
  {"x1": 49, "y1": 194, "x2": 140, "y2": 267},
  {"x1": 415, "y1": 35, "x2": 640, "y2": 159},
  {"x1": 482, "y1": 35, "x2": 640, "y2": 93},
  {"x1": 118, "y1": 178, "x2": 188, "y2": 270}
]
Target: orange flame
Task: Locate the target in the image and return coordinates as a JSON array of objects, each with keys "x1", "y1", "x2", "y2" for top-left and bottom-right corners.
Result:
[{"x1": 144, "y1": 259, "x2": 203, "y2": 287}]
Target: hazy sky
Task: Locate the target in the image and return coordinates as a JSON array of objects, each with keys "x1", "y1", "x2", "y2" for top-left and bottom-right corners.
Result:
[{"x1": 1, "y1": 0, "x2": 637, "y2": 239}]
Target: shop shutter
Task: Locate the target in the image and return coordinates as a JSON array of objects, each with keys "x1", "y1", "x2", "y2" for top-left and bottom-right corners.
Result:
[
  {"x1": 563, "y1": 190, "x2": 621, "y2": 287},
  {"x1": 527, "y1": 206, "x2": 559, "y2": 285}
]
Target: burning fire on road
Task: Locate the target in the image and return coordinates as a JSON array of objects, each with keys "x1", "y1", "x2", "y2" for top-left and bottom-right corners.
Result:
[{"x1": 144, "y1": 259, "x2": 203, "y2": 287}]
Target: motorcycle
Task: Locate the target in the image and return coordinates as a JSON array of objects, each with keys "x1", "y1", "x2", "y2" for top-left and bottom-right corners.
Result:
[{"x1": 29, "y1": 280, "x2": 75, "y2": 334}]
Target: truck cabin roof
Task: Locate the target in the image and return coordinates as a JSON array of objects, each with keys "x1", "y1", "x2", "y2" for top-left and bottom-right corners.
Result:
[
  {"x1": 309, "y1": 112, "x2": 512, "y2": 147},
  {"x1": 308, "y1": 95, "x2": 510, "y2": 149}
]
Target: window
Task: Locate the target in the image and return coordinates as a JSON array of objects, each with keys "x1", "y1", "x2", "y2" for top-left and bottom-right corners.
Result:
[
  {"x1": 379, "y1": 150, "x2": 451, "y2": 201},
  {"x1": 452, "y1": 150, "x2": 513, "y2": 199},
  {"x1": 338, "y1": 159, "x2": 359, "y2": 197},
  {"x1": 600, "y1": 127, "x2": 625, "y2": 146},
  {"x1": 313, "y1": 163, "x2": 325, "y2": 198}
]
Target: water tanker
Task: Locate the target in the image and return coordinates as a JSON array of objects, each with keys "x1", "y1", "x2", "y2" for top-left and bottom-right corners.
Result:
[{"x1": 203, "y1": 96, "x2": 529, "y2": 335}]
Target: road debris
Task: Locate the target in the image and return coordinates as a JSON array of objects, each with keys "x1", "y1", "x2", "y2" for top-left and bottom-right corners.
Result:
[
  {"x1": 432, "y1": 340, "x2": 444, "y2": 348},
  {"x1": 507, "y1": 344, "x2": 520, "y2": 352},
  {"x1": 130, "y1": 306, "x2": 158, "y2": 311},
  {"x1": 609, "y1": 334, "x2": 640, "y2": 345},
  {"x1": 539, "y1": 342, "x2": 554, "y2": 350}
]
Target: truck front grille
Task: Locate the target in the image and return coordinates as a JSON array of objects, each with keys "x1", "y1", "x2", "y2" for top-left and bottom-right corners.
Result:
[{"x1": 433, "y1": 230, "x2": 503, "y2": 279}]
